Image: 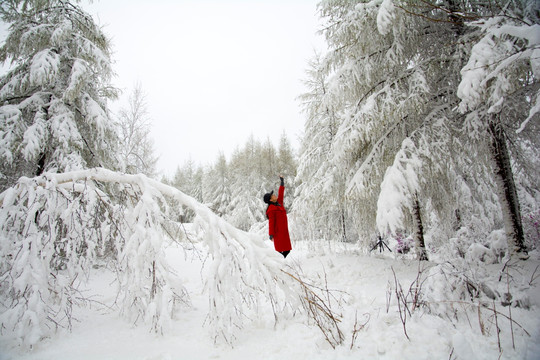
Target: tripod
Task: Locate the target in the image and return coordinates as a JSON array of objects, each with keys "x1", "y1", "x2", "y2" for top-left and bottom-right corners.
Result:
[{"x1": 370, "y1": 235, "x2": 392, "y2": 253}]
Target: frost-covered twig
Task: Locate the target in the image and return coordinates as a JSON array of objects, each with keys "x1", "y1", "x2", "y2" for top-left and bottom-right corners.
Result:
[
  {"x1": 282, "y1": 267, "x2": 345, "y2": 349},
  {"x1": 391, "y1": 266, "x2": 410, "y2": 340},
  {"x1": 492, "y1": 301, "x2": 502, "y2": 354},
  {"x1": 390, "y1": 263, "x2": 431, "y2": 340},
  {"x1": 504, "y1": 266, "x2": 516, "y2": 350},
  {"x1": 486, "y1": 305, "x2": 530, "y2": 337},
  {"x1": 529, "y1": 265, "x2": 540, "y2": 286},
  {"x1": 350, "y1": 311, "x2": 370, "y2": 350},
  {"x1": 419, "y1": 298, "x2": 531, "y2": 338}
]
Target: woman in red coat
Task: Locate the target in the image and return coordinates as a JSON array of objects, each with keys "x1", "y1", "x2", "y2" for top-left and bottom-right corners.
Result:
[{"x1": 263, "y1": 175, "x2": 292, "y2": 258}]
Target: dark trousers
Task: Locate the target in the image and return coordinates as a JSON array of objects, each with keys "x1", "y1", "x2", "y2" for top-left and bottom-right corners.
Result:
[{"x1": 280, "y1": 251, "x2": 290, "y2": 258}]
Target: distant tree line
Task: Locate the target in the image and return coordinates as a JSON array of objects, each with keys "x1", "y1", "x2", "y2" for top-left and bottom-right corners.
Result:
[{"x1": 165, "y1": 133, "x2": 297, "y2": 231}]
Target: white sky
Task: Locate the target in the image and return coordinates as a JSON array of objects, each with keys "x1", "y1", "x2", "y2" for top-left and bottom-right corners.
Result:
[{"x1": 83, "y1": 0, "x2": 326, "y2": 177}]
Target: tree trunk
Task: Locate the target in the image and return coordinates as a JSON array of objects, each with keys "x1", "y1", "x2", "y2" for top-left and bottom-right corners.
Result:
[
  {"x1": 36, "y1": 152, "x2": 46, "y2": 176},
  {"x1": 412, "y1": 192, "x2": 428, "y2": 261},
  {"x1": 341, "y1": 207, "x2": 347, "y2": 242},
  {"x1": 446, "y1": 0, "x2": 465, "y2": 36},
  {"x1": 488, "y1": 117, "x2": 527, "y2": 257},
  {"x1": 151, "y1": 260, "x2": 157, "y2": 299}
]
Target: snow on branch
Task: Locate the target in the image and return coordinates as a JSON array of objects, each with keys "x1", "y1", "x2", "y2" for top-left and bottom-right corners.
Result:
[
  {"x1": 345, "y1": 117, "x2": 403, "y2": 194},
  {"x1": 0, "y1": 168, "x2": 310, "y2": 348},
  {"x1": 376, "y1": 138, "x2": 422, "y2": 235},
  {"x1": 457, "y1": 19, "x2": 540, "y2": 127}
]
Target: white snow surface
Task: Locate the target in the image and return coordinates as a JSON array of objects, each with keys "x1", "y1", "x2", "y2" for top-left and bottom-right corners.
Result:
[{"x1": 1, "y1": 241, "x2": 539, "y2": 360}]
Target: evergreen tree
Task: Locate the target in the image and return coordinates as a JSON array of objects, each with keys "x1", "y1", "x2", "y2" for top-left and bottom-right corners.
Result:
[
  {"x1": 277, "y1": 131, "x2": 297, "y2": 201},
  {"x1": 204, "y1": 152, "x2": 231, "y2": 217},
  {"x1": 294, "y1": 53, "x2": 350, "y2": 242},
  {"x1": 319, "y1": 0, "x2": 473, "y2": 259},
  {"x1": 455, "y1": 0, "x2": 540, "y2": 256},
  {"x1": 227, "y1": 136, "x2": 267, "y2": 231},
  {"x1": 296, "y1": 0, "x2": 539, "y2": 259},
  {"x1": 172, "y1": 159, "x2": 204, "y2": 222},
  {"x1": 0, "y1": 0, "x2": 120, "y2": 191},
  {"x1": 169, "y1": 134, "x2": 298, "y2": 231},
  {"x1": 260, "y1": 137, "x2": 278, "y2": 184}
]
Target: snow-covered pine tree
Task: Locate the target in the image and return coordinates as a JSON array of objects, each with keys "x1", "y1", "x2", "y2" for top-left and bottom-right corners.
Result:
[
  {"x1": 304, "y1": 0, "x2": 468, "y2": 257},
  {"x1": 203, "y1": 152, "x2": 231, "y2": 217},
  {"x1": 172, "y1": 159, "x2": 204, "y2": 222},
  {"x1": 293, "y1": 53, "x2": 352, "y2": 243},
  {"x1": 0, "y1": 0, "x2": 120, "y2": 192},
  {"x1": 260, "y1": 137, "x2": 278, "y2": 182},
  {"x1": 227, "y1": 136, "x2": 267, "y2": 231},
  {"x1": 277, "y1": 131, "x2": 297, "y2": 207},
  {"x1": 157, "y1": 131, "x2": 298, "y2": 234},
  {"x1": 117, "y1": 82, "x2": 158, "y2": 178},
  {"x1": 171, "y1": 134, "x2": 294, "y2": 232},
  {"x1": 192, "y1": 165, "x2": 205, "y2": 202},
  {"x1": 456, "y1": 1, "x2": 540, "y2": 258},
  {"x1": 296, "y1": 0, "x2": 539, "y2": 260},
  {"x1": 277, "y1": 132, "x2": 295, "y2": 174}
]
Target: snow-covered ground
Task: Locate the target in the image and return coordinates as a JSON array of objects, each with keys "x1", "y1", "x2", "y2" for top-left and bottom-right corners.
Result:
[{"x1": 1, "y1": 240, "x2": 540, "y2": 360}]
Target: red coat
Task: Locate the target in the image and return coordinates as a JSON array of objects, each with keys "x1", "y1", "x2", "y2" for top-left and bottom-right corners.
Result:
[{"x1": 266, "y1": 185, "x2": 292, "y2": 252}]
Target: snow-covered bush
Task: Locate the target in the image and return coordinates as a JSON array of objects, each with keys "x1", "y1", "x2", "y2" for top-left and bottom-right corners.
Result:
[
  {"x1": 487, "y1": 229, "x2": 508, "y2": 262},
  {"x1": 391, "y1": 232, "x2": 412, "y2": 254},
  {"x1": 466, "y1": 243, "x2": 497, "y2": 264},
  {"x1": 421, "y1": 258, "x2": 533, "y2": 322},
  {"x1": 436, "y1": 225, "x2": 511, "y2": 264}
]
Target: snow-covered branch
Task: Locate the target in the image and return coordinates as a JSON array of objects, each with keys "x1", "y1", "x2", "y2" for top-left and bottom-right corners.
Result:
[
  {"x1": 458, "y1": 20, "x2": 540, "y2": 123},
  {"x1": 0, "y1": 168, "x2": 304, "y2": 347}
]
